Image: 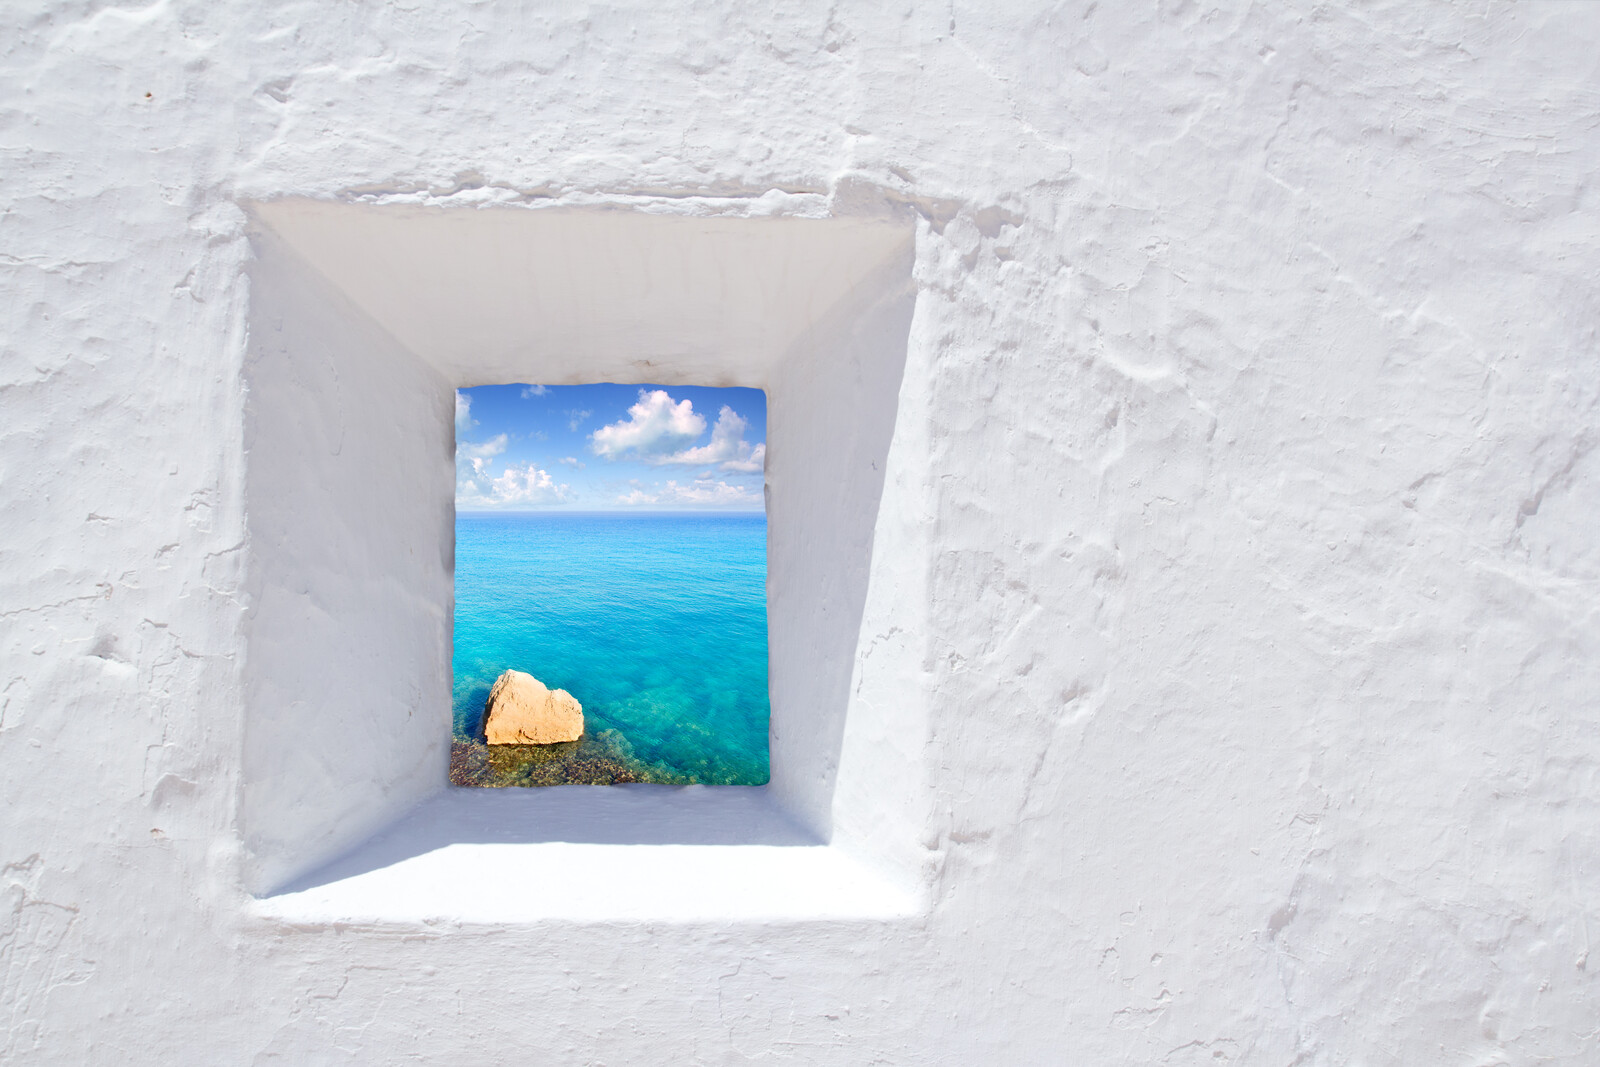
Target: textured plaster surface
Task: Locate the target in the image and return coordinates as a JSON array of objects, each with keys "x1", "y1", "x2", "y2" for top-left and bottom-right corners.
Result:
[{"x1": 2, "y1": 2, "x2": 1599, "y2": 1064}]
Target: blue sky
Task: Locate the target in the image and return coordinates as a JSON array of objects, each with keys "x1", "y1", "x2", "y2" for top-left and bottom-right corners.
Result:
[{"x1": 455, "y1": 383, "x2": 767, "y2": 511}]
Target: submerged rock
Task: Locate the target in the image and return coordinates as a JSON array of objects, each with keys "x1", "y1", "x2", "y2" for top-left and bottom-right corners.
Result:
[{"x1": 482, "y1": 669, "x2": 584, "y2": 744}]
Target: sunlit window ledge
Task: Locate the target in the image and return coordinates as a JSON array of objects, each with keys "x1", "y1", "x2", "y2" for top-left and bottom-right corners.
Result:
[{"x1": 250, "y1": 785, "x2": 921, "y2": 925}]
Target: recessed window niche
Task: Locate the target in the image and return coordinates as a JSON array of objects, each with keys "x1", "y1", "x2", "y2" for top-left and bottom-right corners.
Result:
[{"x1": 240, "y1": 201, "x2": 926, "y2": 922}]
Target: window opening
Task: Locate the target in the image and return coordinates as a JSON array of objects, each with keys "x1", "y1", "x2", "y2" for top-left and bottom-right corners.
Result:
[{"x1": 448, "y1": 383, "x2": 770, "y2": 787}]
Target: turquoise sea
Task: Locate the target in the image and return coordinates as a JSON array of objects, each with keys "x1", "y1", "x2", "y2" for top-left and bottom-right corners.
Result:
[{"x1": 452, "y1": 512, "x2": 770, "y2": 785}]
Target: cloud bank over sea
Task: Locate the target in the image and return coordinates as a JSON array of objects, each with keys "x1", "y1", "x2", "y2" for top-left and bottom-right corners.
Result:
[{"x1": 455, "y1": 383, "x2": 766, "y2": 511}]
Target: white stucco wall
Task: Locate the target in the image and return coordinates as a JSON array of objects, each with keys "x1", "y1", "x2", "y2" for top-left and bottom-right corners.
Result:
[{"x1": 2, "y1": 3, "x2": 1598, "y2": 1063}]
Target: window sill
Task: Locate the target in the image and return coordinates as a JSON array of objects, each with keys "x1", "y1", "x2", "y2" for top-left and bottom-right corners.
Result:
[{"x1": 251, "y1": 785, "x2": 922, "y2": 925}]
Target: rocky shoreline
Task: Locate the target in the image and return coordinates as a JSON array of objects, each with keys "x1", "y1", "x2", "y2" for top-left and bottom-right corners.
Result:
[
  {"x1": 449, "y1": 729, "x2": 679, "y2": 787},
  {"x1": 452, "y1": 668, "x2": 763, "y2": 787},
  {"x1": 452, "y1": 667, "x2": 677, "y2": 787}
]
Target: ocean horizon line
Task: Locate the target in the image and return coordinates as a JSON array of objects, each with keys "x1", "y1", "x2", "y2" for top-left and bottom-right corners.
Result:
[
  {"x1": 457, "y1": 511, "x2": 768, "y2": 521},
  {"x1": 456, "y1": 508, "x2": 766, "y2": 517}
]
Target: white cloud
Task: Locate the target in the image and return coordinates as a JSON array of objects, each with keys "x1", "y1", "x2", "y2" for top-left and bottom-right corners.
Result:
[
  {"x1": 457, "y1": 462, "x2": 571, "y2": 508},
  {"x1": 459, "y1": 434, "x2": 507, "y2": 461},
  {"x1": 567, "y1": 409, "x2": 592, "y2": 431},
  {"x1": 454, "y1": 391, "x2": 475, "y2": 433},
  {"x1": 559, "y1": 456, "x2": 585, "y2": 469},
  {"x1": 590, "y1": 391, "x2": 705, "y2": 459},
  {"x1": 456, "y1": 433, "x2": 507, "y2": 476},
  {"x1": 521, "y1": 384, "x2": 548, "y2": 397},
  {"x1": 592, "y1": 396, "x2": 765, "y2": 472},
  {"x1": 491, "y1": 464, "x2": 569, "y2": 504},
  {"x1": 721, "y1": 443, "x2": 765, "y2": 473},
  {"x1": 455, "y1": 432, "x2": 568, "y2": 508},
  {"x1": 615, "y1": 488, "x2": 657, "y2": 506},
  {"x1": 615, "y1": 479, "x2": 762, "y2": 508},
  {"x1": 653, "y1": 406, "x2": 765, "y2": 472}
]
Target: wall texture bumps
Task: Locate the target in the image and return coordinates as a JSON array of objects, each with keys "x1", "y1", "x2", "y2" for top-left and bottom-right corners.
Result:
[{"x1": 2, "y1": 2, "x2": 1598, "y2": 1063}]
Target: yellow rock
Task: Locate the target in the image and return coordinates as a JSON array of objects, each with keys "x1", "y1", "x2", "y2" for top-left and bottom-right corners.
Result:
[{"x1": 482, "y1": 669, "x2": 584, "y2": 745}]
